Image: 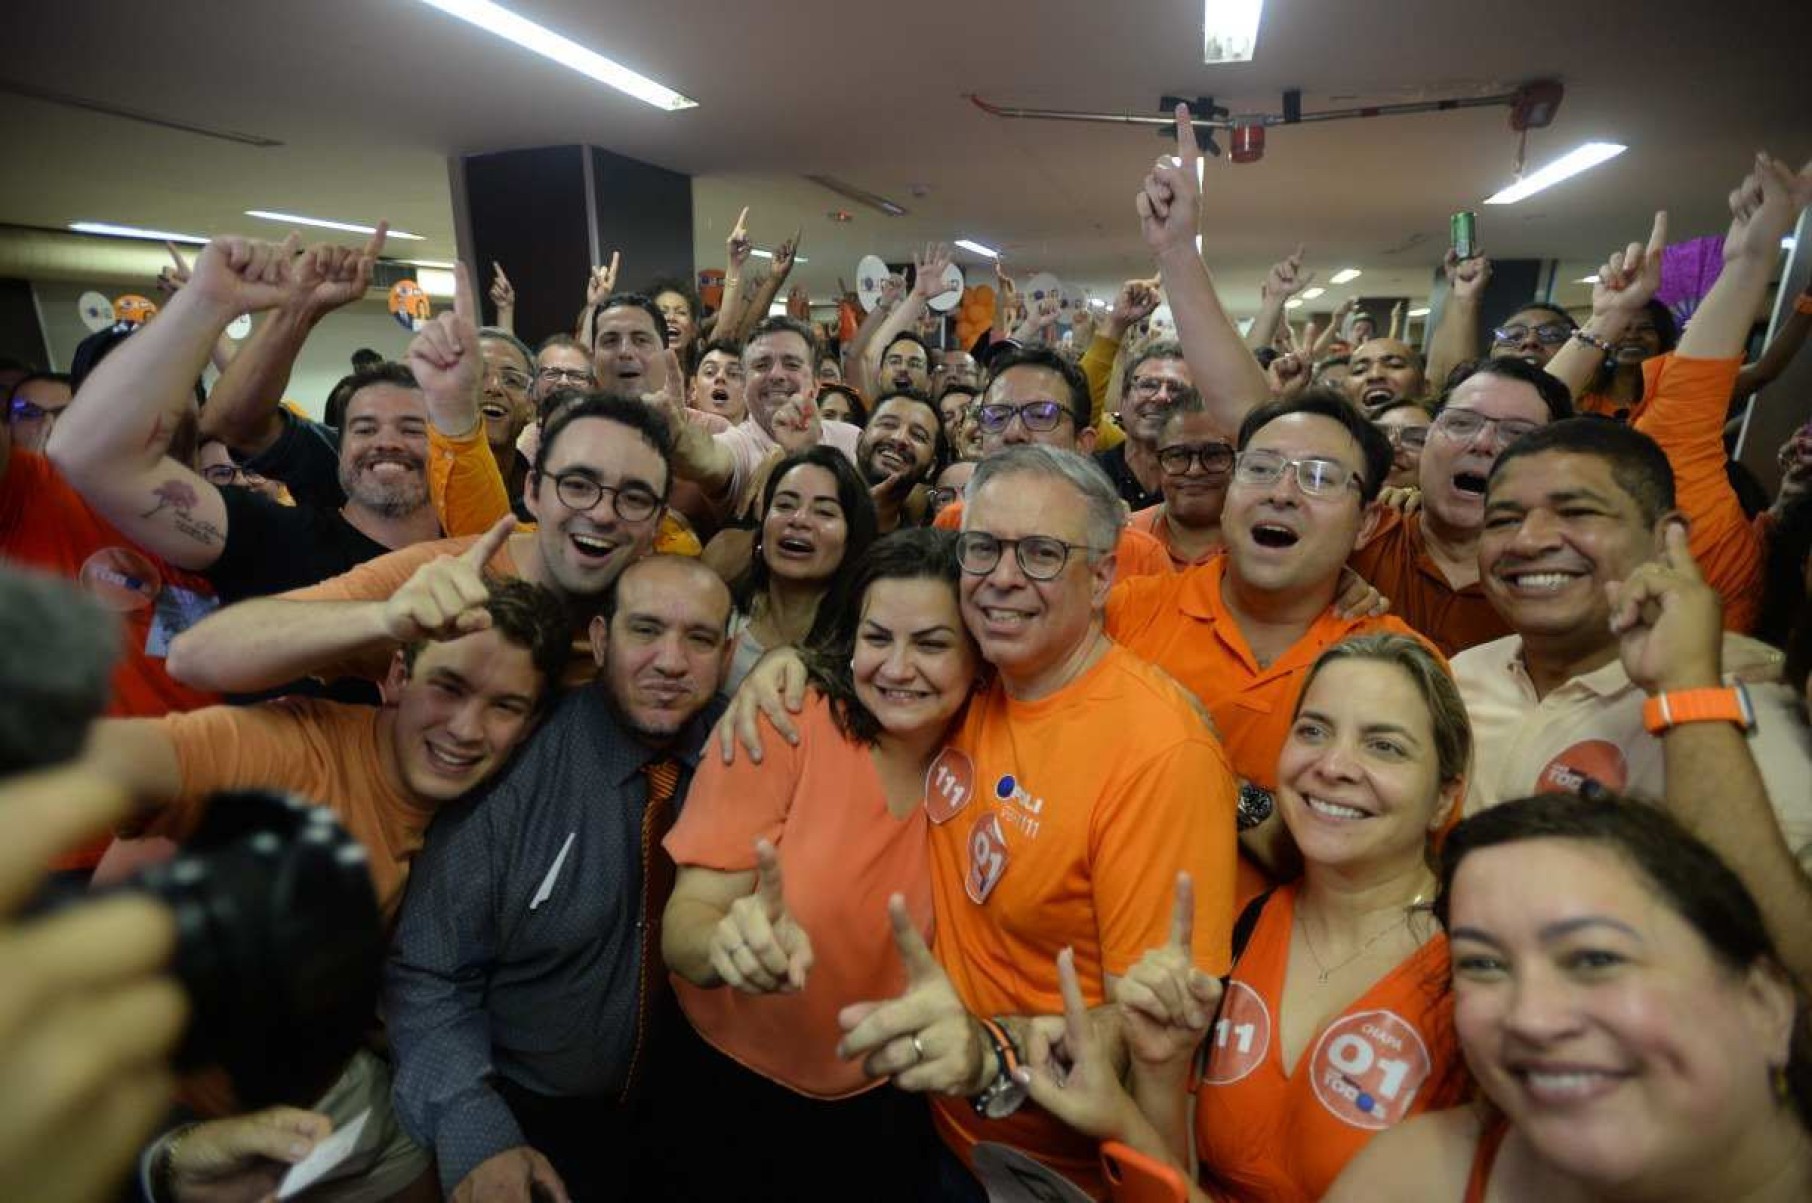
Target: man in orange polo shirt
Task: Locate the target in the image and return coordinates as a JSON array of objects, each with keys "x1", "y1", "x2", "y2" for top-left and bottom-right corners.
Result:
[
  {"x1": 1107, "y1": 392, "x2": 1430, "y2": 895},
  {"x1": 1349, "y1": 357, "x2": 1574, "y2": 656}
]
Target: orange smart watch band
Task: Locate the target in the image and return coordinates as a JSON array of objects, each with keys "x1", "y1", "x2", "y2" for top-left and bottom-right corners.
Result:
[{"x1": 1642, "y1": 685, "x2": 1756, "y2": 735}]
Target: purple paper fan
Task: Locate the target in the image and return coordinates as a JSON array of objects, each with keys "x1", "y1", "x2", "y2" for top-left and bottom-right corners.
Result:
[{"x1": 1655, "y1": 235, "x2": 1726, "y2": 325}]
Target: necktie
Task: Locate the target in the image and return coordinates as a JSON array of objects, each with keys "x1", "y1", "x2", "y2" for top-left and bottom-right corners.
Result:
[{"x1": 621, "y1": 759, "x2": 681, "y2": 1100}]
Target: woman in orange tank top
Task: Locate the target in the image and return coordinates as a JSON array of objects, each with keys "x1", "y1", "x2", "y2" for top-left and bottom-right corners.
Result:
[
  {"x1": 1011, "y1": 633, "x2": 1475, "y2": 1201},
  {"x1": 1324, "y1": 795, "x2": 1812, "y2": 1202}
]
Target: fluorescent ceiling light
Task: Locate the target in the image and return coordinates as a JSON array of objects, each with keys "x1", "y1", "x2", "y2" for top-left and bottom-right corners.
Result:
[
  {"x1": 1299, "y1": 286, "x2": 1325, "y2": 300},
  {"x1": 246, "y1": 210, "x2": 423, "y2": 240},
  {"x1": 1284, "y1": 298, "x2": 1303, "y2": 310},
  {"x1": 412, "y1": 0, "x2": 696, "y2": 111},
  {"x1": 1407, "y1": 306, "x2": 1431, "y2": 318},
  {"x1": 1329, "y1": 268, "x2": 1362, "y2": 284},
  {"x1": 1484, "y1": 142, "x2": 1626, "y2": 205},
  {"x1": 401, "y1": 258, "x2": 457, "y2": 270},
  {"x1": 748, "y1": 248, "x2": 808, "y2": 264},
  {"x1": 954, "y1": 239, "x2": 999, "y2": 259},
  {"x1": 70, "y1": 221, "x2": 207, "y2": 245},
  {"x1": 1203, "y1": 0, "x2": 1264, "y2": 64},
  {"x1": 417, "y1": 268, "x2": 457, "y2": 298}
]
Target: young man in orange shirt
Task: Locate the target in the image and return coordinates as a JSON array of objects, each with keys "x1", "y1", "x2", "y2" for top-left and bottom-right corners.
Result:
[{"x1": 1107, "y1": 392, "x2": 1429, "y2": 896}]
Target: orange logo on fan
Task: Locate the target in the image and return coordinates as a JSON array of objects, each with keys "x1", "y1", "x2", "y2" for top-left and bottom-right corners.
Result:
[
  {"x1": 112, "y1": 295, "x2": 159, "y2": 326},
  {"x1": 388, "y1": 280, "x2": 432, "y2": 331}
]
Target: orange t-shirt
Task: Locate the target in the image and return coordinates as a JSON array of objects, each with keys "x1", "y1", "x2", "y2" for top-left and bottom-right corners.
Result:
[
  {"x1": 1575, "y1": 353, "x2": 1664, "y2": 424},
  {"x1": 933, "y1": 498, "x2": 1171, "y2": 583},
  {"x1": 1106, "y1": 558, "x2": 1431, "y2": 903},
  {"x1": 428, "y1": 423, "x2": 702, "y2": 556},
  {"x1": 134, "y1": 698, "x2": 434, "y2": 919},
  {"x1": 1129, "y1": 504, "x2": 1221, "y2": 572},
  {"x1": 1632, "y1": 354, "x2": 1763, "y2": 634},
  {"x1": 1347, "y1": 510, "x2": 1508, "y2": 656},
  {"x1": 1195, "y1": 885, "x2": 1465, "y2": 1203},
  {"x1": 926, "y1": 644, "x2": 1238, "y2": 1196},
  {"x1": 664, "y1": 693, "x2": 934, "y2": 1099},
  {"x1": 2, "y1": 449, "x2": 222, "y2": 868}
]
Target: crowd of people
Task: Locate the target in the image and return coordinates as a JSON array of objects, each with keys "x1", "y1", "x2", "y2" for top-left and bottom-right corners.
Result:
[{"x1": 3, "y1": 103, "x2": 1811, "y2": 1203}]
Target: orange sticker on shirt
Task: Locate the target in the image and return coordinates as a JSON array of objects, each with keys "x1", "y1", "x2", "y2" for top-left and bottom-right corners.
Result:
[
  {"x1": 79, "y1": 545, "x2": 162, "y2": 612},
  {"x1": 1538, "y1": 740, "x2": 1628, "y2": 797},
  {"x1": 112, "y1": 294, "x2": 159, "y2": 326},
  {"x1": 1201, "y1": 980, "x2": 1271, "y2": 1085},
  {"x1": 925, "y1": 747, "x2": 976, "y2": 825},
  {"x1": 1308, "y1": 1010, "x2": 1432, "y2": 1130},
  {"x1": 965, "y1": 811, "x2": 1009, "y2": 904}
]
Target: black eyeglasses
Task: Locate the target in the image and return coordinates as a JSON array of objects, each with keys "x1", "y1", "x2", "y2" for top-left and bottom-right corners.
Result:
[
  {"x1": 1380, "y1": 426, "x2": 1430, "y2": 452},
  {"x1": 974, "y1": 401, "x2": 1071, "y2": 434},
  {"x1": 956, "y1": 531, "x2": 1103, "y2": 581},
  {"x1": 1231, "y1": 450, "x2": 1364, "y2": 498},
  {"x1": 1432, "y1": 409, "x2": 1538, "y2": 446},
  {"x1": 1130, "y1": 376, "x2": 1186, "y2": 399},
  {"x1": 546, "y1": 471, "x2": 661, "y2": 522},
  {"x1": 200, "y1": 464, "x2": 242, "y2": 486},
  {"x1": 1492, "y1": 322, "x2": 1572, "y2": 346},
  {"x1": 927, "y1": 486, "x2": 962, "y2": 513},
  {"x1": 1157, "y1": 442, "x2": 1235, "y2": 476}
]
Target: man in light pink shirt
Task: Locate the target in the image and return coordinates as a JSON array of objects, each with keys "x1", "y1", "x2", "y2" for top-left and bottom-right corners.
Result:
[{"x1": 663, "y1": 316, "x2": 861, "y2": 508}]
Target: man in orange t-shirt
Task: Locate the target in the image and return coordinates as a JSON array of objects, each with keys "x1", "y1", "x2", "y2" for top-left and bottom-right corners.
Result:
[
  {"x1": 90, "y1": 576, "x2": 567, "y2": 918},
  {"x1": 1108, "y1": 394, "x2": 1435, "y2": 901},
  {"x1": 839, "y1": 446, "x2": 1237, "y2": 1198},
  {"x1": 1347, "y1": 358, "x2": 1573, "y2": 657}
]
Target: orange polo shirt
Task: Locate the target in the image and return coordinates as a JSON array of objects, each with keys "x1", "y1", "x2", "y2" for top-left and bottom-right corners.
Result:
[
  {"x1": 1129, "y1": 503, "x2": 1221, "y2": 572},
  {"x1": 1347, "y1": 510, "x2": 1508, "y2": 657},
  {"x1": 1106, "y1": 557, "x2": 1429, "y2": 901},
  {"x1": 933, "y1": 498, "x2": 1171, "y2": 582}
]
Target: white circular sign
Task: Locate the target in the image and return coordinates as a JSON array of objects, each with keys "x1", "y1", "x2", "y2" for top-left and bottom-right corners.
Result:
[
  {"x1": 855, "y1": 254, "x2": 890, "y2": 312},
  {"x1": 1026, "y1": 272, "x2": 1063, "y2": 307},
  {"x1": 926, "y1": 262, "x2": 965, "y2": 312},
  {"x1": 78, "y1": 291, "x2": 115, "y2": 332},
  {"x1": 1148, "y1": 303, "x2": 1177, "y2": 335}
]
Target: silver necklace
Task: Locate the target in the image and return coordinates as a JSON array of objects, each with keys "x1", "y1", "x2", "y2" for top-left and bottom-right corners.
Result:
[{"x1": 1296, "y1": 898, "x2": 1426, "y2": 984}]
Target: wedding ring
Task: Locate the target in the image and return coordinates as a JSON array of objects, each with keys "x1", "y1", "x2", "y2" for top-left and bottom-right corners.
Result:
[{"x1": 911, "y1": 1033, "x2": 928, "y2": 1062}]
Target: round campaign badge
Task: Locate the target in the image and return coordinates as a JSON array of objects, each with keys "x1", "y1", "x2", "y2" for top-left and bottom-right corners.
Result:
[
  {"x1": 112, "y1": 294, "x2": 159, "y2": 326},
  {"x1": 1148, "y1": 303, "x2": 1176, "y2": 336},
  {"x1": 78, "y1": 291, "x2": 117, "y2": 332},
  {"x1": 225, "y1": 313, "x2": 253, "y2": 340},
  {"x1": 388, "y1": 279, "x2": 431, "y2": 332},
  {"x1": 965, "y1": 811, "x2": 1009, "y2": 905},
  {"x1": 1200, "y1": 980, "x2": 1271, "y2": 1085},
  {"x1": 1308, "y1": 1010, "x2": 1433, "y2": 1130},
  {"x1": 924, "y1": 747, "x2": 976, "y2": 825},
  {"x1": 926, "y1": 261, "x2": 965, "y2": 312},
  {"x1": 1537, "y1": 740, "x2": 1629, "y2": 797},
  {"x1": 79, "y1": 545, "x2": 163, "y2": 613},
  {"x1": 855, "y1": 254, "x2": 890, "y2": 312}
]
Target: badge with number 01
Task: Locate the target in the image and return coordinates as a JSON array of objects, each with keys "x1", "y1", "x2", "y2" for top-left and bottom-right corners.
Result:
[
  {"x1": 924, "y1": 748, "x2": 975, "y2": 825},
  {"x1": 965, "y1": 811, "x2": 1008, "y2": 904},
  {"x1": 1308, "y1": 1010, "x2": 1432, "y2": 1130}
]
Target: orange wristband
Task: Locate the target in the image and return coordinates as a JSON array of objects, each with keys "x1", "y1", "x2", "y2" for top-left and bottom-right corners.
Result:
[{"x1": 1642, "y1": 685, "x2": 1755, "y2": 735}]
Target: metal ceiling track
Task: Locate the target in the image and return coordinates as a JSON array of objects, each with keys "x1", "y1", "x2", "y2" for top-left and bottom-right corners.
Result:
[{"x1": 0, "y1": 78, "x2": 284, "y2": 148}]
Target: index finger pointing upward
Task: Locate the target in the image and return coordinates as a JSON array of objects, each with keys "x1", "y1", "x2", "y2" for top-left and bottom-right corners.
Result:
[
  {"x1": 1660, "y1": 519, "x2": 1702, "y2": 577},
  {"x1": 1645, "y1": 210, "x2": 1669, "y2": 258},
  {"x1": 1055, "y1": 947, "x2": 1090, "y2": 1047},
  {"x1": 754, "y1": 838, "x2": 786, "y2": 915},
  {"x1": 1168, "y1": 872, "x2": 1196, "y2": 952},
  {"x1": 463, "y1": 513, "x2": 516, "y2": 570},
  {"x1": 887, "y1": 893, "x2": 939, "y2": 983},
  {"x1": 1173, "y1": 102, "x2": 1199, "y2": 171},
  {"x1": 363, "y1": 220, "x2": 389, "y2": 262},
  {"x1": 732, "y1": 206, "x2": 750, "y2": 238},
  {"x1": 452, "y1": 260, "x2": 478, "y2": 327}
]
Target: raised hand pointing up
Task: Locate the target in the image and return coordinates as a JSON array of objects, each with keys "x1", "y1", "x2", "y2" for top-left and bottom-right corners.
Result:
[
  {"x1": 1115, "y1": 872, "x2": 1221, "y2": 1071},
  {"x1": 1138, "y1": 102, "x2": 1204, "y2": 257},
  {"x1": 380, "y1": 514, "x2": 516, "y2": 643},
  {"x1": 710, "y1": 838, "x2": 815, "y2": 994}
]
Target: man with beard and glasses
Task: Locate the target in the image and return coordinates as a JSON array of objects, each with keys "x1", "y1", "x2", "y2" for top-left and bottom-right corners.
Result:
[
  {"x1": 47, "y1": 233, "x2": 443, "y2": 604},
  {"x1": 856, "y1": 388, "x2": 946, "y2": 532},
  {"x1": 387, "y1": 555, "x2": 733, "y2": 1203},
  {"x1": 1094, "y1": 338, "x2": 1191, "y2": 510}
]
